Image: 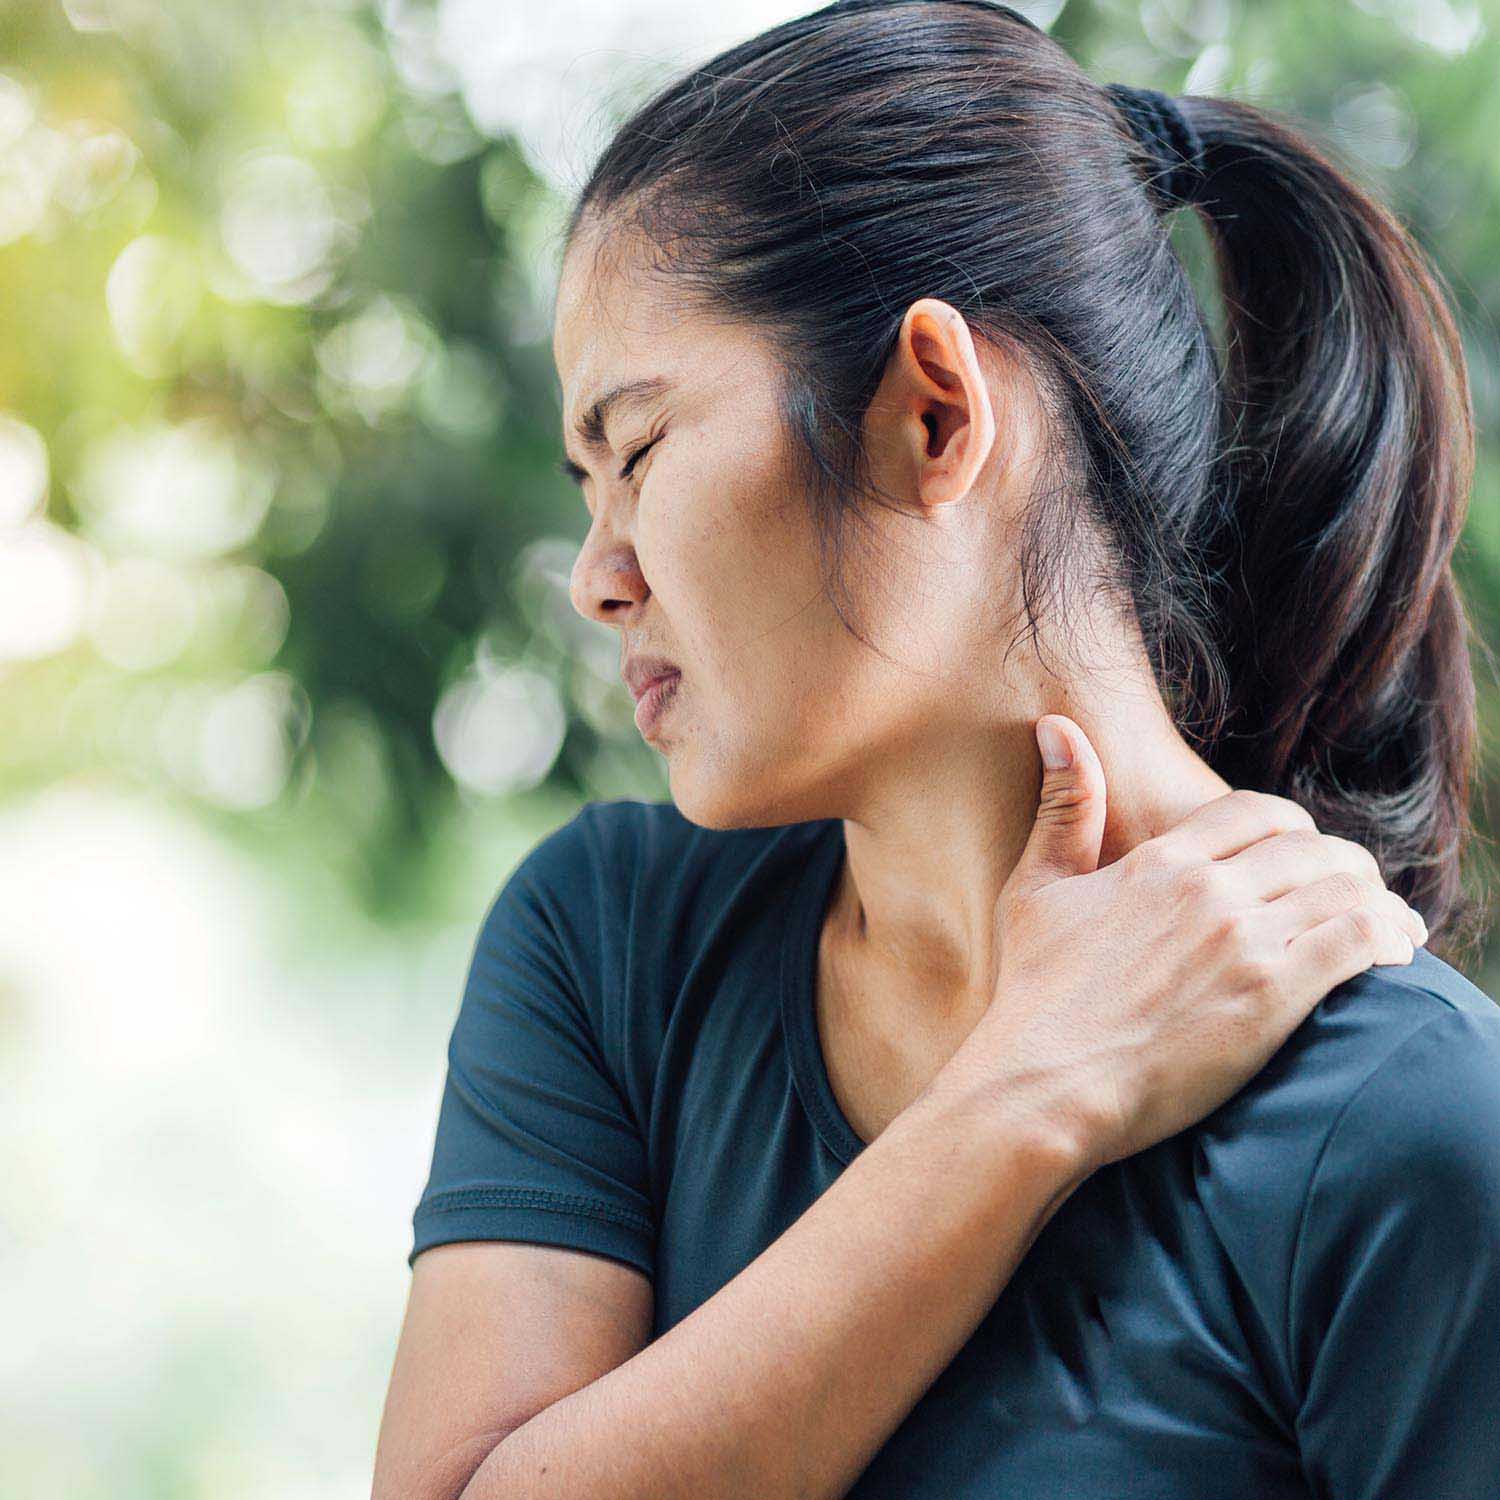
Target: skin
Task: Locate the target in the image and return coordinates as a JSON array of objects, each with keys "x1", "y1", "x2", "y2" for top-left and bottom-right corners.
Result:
[{"x1": 553, "y1": 210, "x2": 1243, "y2": 1140}]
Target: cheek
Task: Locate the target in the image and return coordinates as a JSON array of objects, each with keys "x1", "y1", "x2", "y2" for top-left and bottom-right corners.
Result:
[
  {"x1": 641, "y1": 460, "x2": 797, "y2": 616},
  {"x1": 636, "y1": 491, "x2": 736, "y2": 617},
  {"x1": 638, "y1": 431, "x2": 827, "y2": 696}
]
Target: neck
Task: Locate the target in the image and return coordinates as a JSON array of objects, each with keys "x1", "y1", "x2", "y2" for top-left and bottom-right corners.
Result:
[{"x1": 824, "y1": 671, "x2": 1232, "y2": 1028}]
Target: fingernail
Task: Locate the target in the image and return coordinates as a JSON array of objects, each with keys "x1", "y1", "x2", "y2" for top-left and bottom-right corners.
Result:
[{"x1": 1037, "y1": 719, "x2": 1072, "y2": 770}]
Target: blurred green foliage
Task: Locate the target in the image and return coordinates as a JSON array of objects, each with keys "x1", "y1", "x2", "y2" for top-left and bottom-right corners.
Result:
[
  {"x1": 0, "y1": 0, "x2": 1496, "y2": 949},
  {"x1": 1, "y1": 3, "x2": 1497, "y2": 1494}
]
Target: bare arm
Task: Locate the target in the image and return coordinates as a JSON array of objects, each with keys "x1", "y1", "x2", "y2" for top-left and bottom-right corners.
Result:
[
  {"x1": 372, "y1": 1239, "x2": 654, "y2": 1499},
  {"x1": 461, "y1": 1062, "x2": 1086, "y2": 1500}
]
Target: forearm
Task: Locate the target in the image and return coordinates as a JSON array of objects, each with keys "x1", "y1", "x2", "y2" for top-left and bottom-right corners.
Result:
[{"x1": 460, "y1": 1067, "x2": 1090, "y2": 1500}]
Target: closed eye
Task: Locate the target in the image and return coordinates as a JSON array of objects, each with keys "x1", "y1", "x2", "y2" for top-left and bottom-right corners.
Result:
[
  {"x1": 556, "y1": 431, "x2": 664, "y2": 490},
  {"x1": 618, "y1": 432, "x2": 663, "y2": 482}
]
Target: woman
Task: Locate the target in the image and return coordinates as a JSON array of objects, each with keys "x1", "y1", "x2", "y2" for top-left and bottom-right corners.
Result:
[{"x1": 374, "y1": 2, "x2": 1498, "y2": 1495}]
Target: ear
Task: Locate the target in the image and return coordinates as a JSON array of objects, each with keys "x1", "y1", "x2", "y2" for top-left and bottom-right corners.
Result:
[{"x1": 864, "y1": 297, "x2": 997, "y2": 509}]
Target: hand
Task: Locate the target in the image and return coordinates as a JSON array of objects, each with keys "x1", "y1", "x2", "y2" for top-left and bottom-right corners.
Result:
[{"x1": 946, "y1": 714, "x2": 1427, "y2": 1177}]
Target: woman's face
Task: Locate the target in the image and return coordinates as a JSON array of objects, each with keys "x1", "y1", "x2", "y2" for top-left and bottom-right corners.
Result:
[{"x1": 552, "y1": 217, "x2": 1026, "y2": 830}]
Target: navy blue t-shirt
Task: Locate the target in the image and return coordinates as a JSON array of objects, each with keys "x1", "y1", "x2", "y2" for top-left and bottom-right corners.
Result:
[{"x1": 410, "y1": 798, "x2": 1500, "y2": 1498}]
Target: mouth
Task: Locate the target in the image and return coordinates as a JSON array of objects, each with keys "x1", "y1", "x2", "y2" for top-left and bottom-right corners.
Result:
[{"x1": 633, "y1": 670, "x2": 681, "y2": 738}]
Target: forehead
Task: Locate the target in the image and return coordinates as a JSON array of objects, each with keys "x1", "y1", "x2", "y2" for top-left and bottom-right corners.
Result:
[
  {"x1": 553, "y1": 220, "x2": 665, "y2": 397},
  {"x1": 553, "y1": 217, "x2": 738, "y2": 436}
]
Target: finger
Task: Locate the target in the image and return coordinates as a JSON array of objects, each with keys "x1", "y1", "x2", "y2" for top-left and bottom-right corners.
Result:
[
  {"x1": 1282, "y1": 901, "x2": 1417, "y2": 1009},
  {"x1": 1371, "y1": 886, "x2": 1429, "y2": 949},
  {"x1": 1009, "y1": 715, "x2": 1109, "y2": 896},
  {"x1": 1220, "y1": 826, "x2": 1380, "y2": 895},
  {"x1": 1220, "y1": 830, "x2": 1426, "y2": 944},
  {"x1": 1264, "y1": 871, "x2": 1420, "y2": 958},
  {"x1": 1147, "y1": 787, "x2": 1317, "y2": 865}
]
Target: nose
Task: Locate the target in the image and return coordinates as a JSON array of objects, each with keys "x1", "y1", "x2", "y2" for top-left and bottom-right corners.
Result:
[{"x1": 569, "y1": 520, "x2": 650, "y2": 626}]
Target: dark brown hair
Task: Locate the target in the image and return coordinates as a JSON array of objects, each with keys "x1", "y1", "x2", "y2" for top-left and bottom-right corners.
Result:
[{"x1": 565, "y1": 0, "x2": 1493, "y2": 968}]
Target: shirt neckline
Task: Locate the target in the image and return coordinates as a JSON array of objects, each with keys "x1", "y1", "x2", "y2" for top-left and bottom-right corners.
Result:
[{"x1": 780, "y1": 817, "x2": 868, "y2": 1166}]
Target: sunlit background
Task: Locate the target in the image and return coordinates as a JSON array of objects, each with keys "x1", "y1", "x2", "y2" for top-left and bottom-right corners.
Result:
[{"x1": 1, "y1": 0, "x2": 1497, "y2": 1492}]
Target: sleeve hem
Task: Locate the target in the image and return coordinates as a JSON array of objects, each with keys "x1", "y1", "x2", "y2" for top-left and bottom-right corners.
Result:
[{"x1": 410, "y1": 1190, "x2": 655, "y2": 1278}]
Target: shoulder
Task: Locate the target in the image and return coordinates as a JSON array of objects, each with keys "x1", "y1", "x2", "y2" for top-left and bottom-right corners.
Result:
[
  {"x1": 1308, "y1": 944, "x2": 1500, "y2": 1119},
  {"x1": 488, "y1": 798, "x2": 712, "y2": 922},
  {"x1": 1183, "y1": 947, "x2": 1500, "y2": 1383},
  {"x1": 516, "y1": 797, "x2": 823, "y2": 926},
  {"x1": 1283, "y1": 957, "x2": 1500, "y2": 1447},
  {"x1": 1263, "y1": 946, "x2": 1499, "y2": 1140},
  {"x1": 1200, "y1": 944, "x2": 1499, "y2": 1156},
  {"x1": 487, "y1": 798, "x2": 825, "y2": 1064},
  {"x1": 1286, "y1": 947, "x2": 1500, "y2": 1227}
]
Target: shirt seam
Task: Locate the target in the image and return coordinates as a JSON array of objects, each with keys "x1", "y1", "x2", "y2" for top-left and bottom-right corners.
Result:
[
  {"x1": 415, "y1": 1185, "x2": 655, "y2": 1234},
  {"x1": 1281, "y1": 993, "x2": 1459, "y2": 1392}
]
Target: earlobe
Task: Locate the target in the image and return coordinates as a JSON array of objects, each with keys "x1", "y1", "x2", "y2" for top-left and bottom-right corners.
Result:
[{"x1": 896, "y1": 297, "x2": 997, "y2": 507}]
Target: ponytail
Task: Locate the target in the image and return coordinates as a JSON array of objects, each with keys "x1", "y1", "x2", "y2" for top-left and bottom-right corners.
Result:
[{"x1": 1180, "y1": 95, "x2": 1492, "y2": 967}]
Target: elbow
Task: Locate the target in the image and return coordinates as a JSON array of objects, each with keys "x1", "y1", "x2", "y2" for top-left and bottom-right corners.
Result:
[{"x1": 374, "y1": 1429, "x2": 512, "y2": 1500}]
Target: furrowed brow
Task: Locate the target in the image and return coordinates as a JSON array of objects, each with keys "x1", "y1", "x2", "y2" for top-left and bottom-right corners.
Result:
[{"x1": 558, "y1": 375, "x2": 672, "y2": 484}]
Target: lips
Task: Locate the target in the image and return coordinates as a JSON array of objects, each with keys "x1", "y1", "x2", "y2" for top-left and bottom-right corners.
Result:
[
  {"x1": 630, "y1": 668, "x2": 678, "y2": 701},
  {"x1": 633, "y1": 671, "x2": 681, "y2": 737},
  {"x1": 622, "y1": 653, "x2": 682, "y2": 702}
]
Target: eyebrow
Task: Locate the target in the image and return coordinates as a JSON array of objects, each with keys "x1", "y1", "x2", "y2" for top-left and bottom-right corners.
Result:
[{"x1": 556, "y1": 375, "x2": 673, "y2": 486}]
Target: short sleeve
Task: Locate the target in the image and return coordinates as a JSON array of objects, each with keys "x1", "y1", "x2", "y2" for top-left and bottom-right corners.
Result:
[
  {"x1": 1289, "y1": 1005, "x2": 1500, "y2": 1497},
  {"x1": 409, "y1": 813, "x2": 655, "y2": 1276}
]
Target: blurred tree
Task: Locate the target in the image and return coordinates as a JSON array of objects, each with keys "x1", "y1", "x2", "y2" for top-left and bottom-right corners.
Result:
[{"x1": 0, "y1": 0, "x2": 1495, "y2": 954}]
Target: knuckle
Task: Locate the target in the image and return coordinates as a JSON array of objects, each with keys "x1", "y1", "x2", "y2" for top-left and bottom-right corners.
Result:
[
  {"x1": 1268, "y1": 793, "x2": 1317, "y2": 830},
  {"x1": 1039, "y1": 779, "x2": 1092, "y2": 818},
  {"x1": 1280, "y1": 827, "x2": 1324, "y2": 858},
  {"x1": 1224, "y1": 948, "x2": 1272, "y2": 996},
  {"x1": 1177, "y1": 860, "x2": 1224, "y2": 905},
  {"x1": 1242, "y1": 788, "x2": 1315, "y2": 829},
  {"x1": 1323, "y1": 832, "x2": 1381, "y2": 884},
  {"x1": 1212, "y1": 902, "x2": 1257, "y2": 954},
  {"x1": 1231, "y1": 950, "x2": 1278, "y2": 1005},
  {"x1": 1326, "y1": 870, "x2": 1370, "y2": 911},
  {"x1": 1216, "y1": 970, "x2": 1271, "y2": 1037},
  {"x1": 1251, "y1": 947, "x2": 1283, "y2": 994},
  {"x1": 1344, "y1": 903, "x2": 1384, "y2": 948},
  {"x1": 1227, "y1": 788, "x2": 1268, "y2": 814},
  {"x1": 1123, "y1": 837, "x2": 1171, "y2": 881}
]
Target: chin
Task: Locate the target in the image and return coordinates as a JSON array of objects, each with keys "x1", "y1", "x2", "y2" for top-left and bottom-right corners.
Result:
[
  {"x1": 666, "y1": 746, "x2": 828, "y2": 833},
  {"x1": 665, "y1": 768, "x2": 756, "y2": 832}
]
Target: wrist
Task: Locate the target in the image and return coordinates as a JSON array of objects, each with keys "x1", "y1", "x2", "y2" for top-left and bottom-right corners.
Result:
[{"x1": 918, "y1": 1046, "x2": 1098, "y2": 1198}]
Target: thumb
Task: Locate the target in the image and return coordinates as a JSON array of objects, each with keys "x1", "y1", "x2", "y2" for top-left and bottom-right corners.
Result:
[{"x1": 1008, "y1": 714, "x2": 1107, "y2": 899}]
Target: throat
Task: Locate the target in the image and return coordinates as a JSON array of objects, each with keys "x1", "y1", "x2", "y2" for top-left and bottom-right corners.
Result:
[{"x1": 813, "y1": 917, "x2": 989, "y2": 1149}]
